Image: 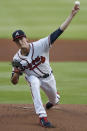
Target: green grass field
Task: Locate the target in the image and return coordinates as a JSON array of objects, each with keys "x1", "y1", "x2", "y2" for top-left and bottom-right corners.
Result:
[
  {"x1": 0, "y1": 62, "x2": 87, "y2": 104},
  {"x1": 0, "y1": 0, "x2": 87, "y2": 39}
]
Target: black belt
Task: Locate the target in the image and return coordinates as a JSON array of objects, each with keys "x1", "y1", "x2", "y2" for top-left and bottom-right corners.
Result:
[{"x1": 39, "y1": 71, "x2": 53, "y2": 78}]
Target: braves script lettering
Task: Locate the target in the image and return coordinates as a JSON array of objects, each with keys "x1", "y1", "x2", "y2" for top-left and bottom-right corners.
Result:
[{"x1": 27, "y1": 56, "x2": 45, "y2": 70}]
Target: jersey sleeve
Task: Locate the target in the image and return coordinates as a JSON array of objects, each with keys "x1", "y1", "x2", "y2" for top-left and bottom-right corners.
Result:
[
  {"x1": 50, "y1": 28, "x2": 63, "y2": 44},
  {"x1": 38, "y1": 36, "x2": 51, "y2": 52},
  {"x1": 13, "y1": 52, "x2": 20, "y2": 62},
  {"x1": 12, "y1": 53, "x2": 23, "y2": 76}
]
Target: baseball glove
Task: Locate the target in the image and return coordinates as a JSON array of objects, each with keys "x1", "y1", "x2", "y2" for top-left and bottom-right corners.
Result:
[{"x1": 12, "y1": 60, "x2": 25, "y2": 71}]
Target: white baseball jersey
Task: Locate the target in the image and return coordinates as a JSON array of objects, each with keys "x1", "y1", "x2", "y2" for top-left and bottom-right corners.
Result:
[
  {"x1": 13, "y1": 36, "x2": 52, "y2": 77},
  {"x1": 12, "y1": 36, "x2": 60, "y2": 118}
]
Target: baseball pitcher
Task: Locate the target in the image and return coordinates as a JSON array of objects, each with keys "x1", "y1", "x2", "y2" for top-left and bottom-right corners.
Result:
[{"x1": 11, "y1": 4, "x2": 80, "y2": 128}]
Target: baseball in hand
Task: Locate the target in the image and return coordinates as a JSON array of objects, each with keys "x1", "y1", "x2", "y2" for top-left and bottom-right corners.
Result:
[
  {"x1": 75, "y1": 1, "x2": 80, "y2": 5},
  {"x1": 74, "y1": 1, "x2": 80, "y2": 10}
]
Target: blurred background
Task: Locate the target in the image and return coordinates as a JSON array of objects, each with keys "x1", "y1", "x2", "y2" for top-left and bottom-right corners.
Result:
[
  {"x1": 0, "y1": 0, "x2": 87, "y2": 104},
  {"x1": 0, "y1": 0, "x2": 87, "y2": 39}
]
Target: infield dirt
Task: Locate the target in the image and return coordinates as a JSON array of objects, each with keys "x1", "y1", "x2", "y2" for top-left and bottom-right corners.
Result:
[
  {"x1": 0, "y1": 104, "x2": 87, "y2": 131},
  {"x1": 0, "y1": 39, "x2": 87, "y2": 61}
]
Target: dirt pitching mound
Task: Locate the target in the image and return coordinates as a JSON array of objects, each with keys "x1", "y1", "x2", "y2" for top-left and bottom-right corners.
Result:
[{"x1": 0, "y1": 104, "x2": 87, "y2": 131}]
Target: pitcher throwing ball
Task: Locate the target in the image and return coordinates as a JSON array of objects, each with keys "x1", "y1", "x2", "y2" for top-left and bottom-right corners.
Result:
[{"x1": 11, "y1": 4, "x2": 80, "y2": 128}]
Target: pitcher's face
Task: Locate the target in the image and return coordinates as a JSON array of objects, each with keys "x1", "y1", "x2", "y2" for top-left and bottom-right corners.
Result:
[{"x1": 15, "y1": 37, "x2": 29, "y2": 48}]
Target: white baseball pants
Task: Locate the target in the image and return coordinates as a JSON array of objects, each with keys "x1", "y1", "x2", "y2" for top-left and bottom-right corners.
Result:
[{"x1": 25, "y1": 73, "x2": 60, "y2": 118}]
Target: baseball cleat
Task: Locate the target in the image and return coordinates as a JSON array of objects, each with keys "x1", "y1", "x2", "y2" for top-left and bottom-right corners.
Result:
[
  {"x1": 46, "y1": 102, "x2": 53, "y2": 110},
  {"x1": 40, "y1": 117, "x2": 55, "y2": 128}
]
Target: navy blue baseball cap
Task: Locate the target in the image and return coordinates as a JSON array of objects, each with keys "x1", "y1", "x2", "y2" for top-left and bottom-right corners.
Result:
[{"x1": 12, "y1": 30, "x2": 26, "y2": 41}]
